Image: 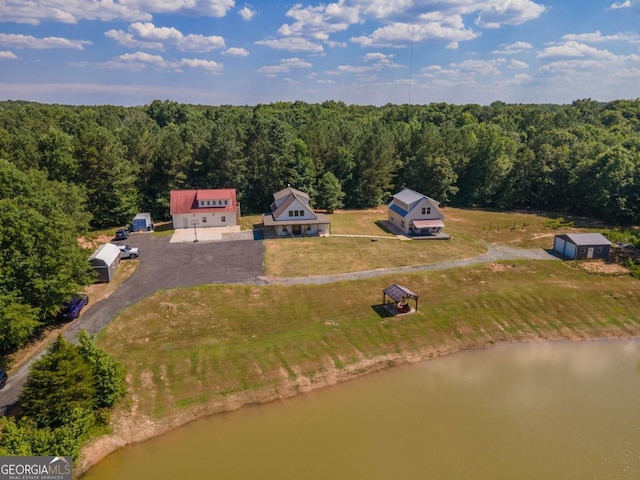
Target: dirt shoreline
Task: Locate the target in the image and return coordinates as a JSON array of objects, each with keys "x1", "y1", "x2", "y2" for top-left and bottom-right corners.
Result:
[{"x1": 76, "y1": 328, "x2": 640, "y2": 478}]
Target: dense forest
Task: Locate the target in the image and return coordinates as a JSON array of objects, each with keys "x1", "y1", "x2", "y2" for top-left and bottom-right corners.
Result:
[
  {"x1": 1, "y1": 98, "x2": 639, "y2": 353},
  {"x1": 1, "y1": 98, "x2": 639, "y2": 229}
]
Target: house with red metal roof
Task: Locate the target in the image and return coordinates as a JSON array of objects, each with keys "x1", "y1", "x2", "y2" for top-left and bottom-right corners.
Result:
[{"x1": 170, "y1": 189, "x2": 240, "y2": 229}]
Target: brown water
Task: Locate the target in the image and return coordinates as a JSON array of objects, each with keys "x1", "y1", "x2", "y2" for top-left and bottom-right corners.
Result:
[{"x1": 84, "y1": 340, "x2": 640, "y2": 480}]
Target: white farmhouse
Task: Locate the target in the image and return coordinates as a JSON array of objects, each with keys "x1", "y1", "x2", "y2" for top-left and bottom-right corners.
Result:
[
  {"x1": 262, "y1": 186, "x2": 330, "y2": 237},
  {"x1": 388, "y1": 188, "x2": 446, "y2": 236}
]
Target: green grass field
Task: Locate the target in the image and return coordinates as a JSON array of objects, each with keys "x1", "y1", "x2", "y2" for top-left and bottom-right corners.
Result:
[{"x1": 98, "y1": 259, "x2": 639, "y2": 420}]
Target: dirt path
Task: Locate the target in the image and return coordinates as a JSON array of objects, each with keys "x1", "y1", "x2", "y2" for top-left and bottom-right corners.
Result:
[{"x1": 257, "y1": 243, "x2": 557, "y2": 286}]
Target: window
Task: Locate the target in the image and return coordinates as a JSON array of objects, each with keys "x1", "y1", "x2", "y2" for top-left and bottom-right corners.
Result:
[
  {"x1": 579, "y1": 247, "x2": 586, "y2": 253},
  {"x1": 426, "y1": 207, "x2": 431, "y2": 214},
  {"x1": 306, "y1": 225, "x2": 311, "y2": 231},
  {"x1": 596, "y1": 246, "x2": 603, "y2": 253},
  {"x1": 222, "y1": 216, "x2": 226, "y2": 222},
  {"x1": 202, "y1": 217, "x2": 207, "y2": 223},
  {"x1": 421, "y1": 207, "x2": 426, "y2": 214},
  {"x1": 299, "y1": 210, "x2": 305, "y2": 216},
  {"x1": 207, "y1": 200, "x2": 211, "y2": 206},
  {"x1": 401, "y1": 220, "x2": 405, "y2": 228},
  {"x1": 289, "y1": 210, "x2": 294, "y2": 217},
  {"x1": 294, "y1": 211, "x2": 299, "y2": 217}
]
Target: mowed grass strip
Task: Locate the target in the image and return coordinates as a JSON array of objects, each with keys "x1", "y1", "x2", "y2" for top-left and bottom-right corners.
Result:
[
  {"x1": 264, "y1": 236, "x2": 485, "y2": 277},
  {"x1": 97, "y1": 260, "x2": 640, "y2": 420}
]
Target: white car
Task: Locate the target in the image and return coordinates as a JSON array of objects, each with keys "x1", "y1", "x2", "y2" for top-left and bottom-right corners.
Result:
[{"x1": 118, "y1": 244, "x2": 139, "y2": 259}]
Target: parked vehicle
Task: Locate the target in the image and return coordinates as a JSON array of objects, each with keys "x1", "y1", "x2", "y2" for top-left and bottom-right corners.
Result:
[
  {"x1": 115, "y1": 228, "x2": 129, "y2": 240},
  {"x1": 118, "y1": 244, "x2": 140, "y2": 259},
  {"x1": 0, "y1": 369, "x2": 7, "y2": 389},
  {"x1": 57, "y1": 294, "x2": 89, "y2": 321}
]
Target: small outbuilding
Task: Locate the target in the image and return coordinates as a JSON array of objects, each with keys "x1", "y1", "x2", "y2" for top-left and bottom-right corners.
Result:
[
  {"x1": 132, "y1": 212, "x2": 154, "y2": 232},
  {"x1": 382, "y1": 284, "x2": 419, "y2": 316},
  {"x1": 88, "y1": 243, "x2": 121, "y2": 283},
  {"x1": 553, "y1": 233, "x2": 611, "y2": 260}
]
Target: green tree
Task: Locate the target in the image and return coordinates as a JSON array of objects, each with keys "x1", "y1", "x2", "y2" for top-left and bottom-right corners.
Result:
[
  {"x1": 20, "y1": 335, "x2": 96, "y2": 428},
  {"x1": 77, "y1": 330, "x2": 126, "y2": 409},
  {"x1": 315, "y1": 172, "x2": 345, "y2": 213}
]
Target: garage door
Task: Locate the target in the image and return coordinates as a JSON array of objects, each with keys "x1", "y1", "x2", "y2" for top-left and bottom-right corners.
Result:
[
  {"x1": 564, "y1": 242, "x2": 577, "y2": 259},
  {"x1": 553, "y1": 237, "x2": 566, "y2": 255}
]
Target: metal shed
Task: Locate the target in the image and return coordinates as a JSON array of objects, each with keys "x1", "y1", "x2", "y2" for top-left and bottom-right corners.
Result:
[
  {"x1": 132, "y1": 212, "x2": 154, "y2": 232},
  {"x1": 553, "y1": 233, "x2": 611, "y2": 260},
  {"x1": 88, "y1": 243, "x2": 121, "y2": 283},
  {"x1": 382, "y1": 284, "x2": 419, "y2": 315}
]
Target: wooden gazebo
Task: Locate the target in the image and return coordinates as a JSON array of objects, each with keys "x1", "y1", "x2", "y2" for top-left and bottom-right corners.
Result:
[{"x1": 382, "y1": 284, "x2": 419, "y2": 316}]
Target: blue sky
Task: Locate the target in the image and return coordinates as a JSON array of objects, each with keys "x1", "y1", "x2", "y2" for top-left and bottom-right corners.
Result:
[{"x1": 0, "y1": 1, "x2": 639, "y2": 106}]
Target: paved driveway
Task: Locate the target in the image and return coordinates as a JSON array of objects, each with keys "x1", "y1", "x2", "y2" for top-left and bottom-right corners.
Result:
[{"x1": 0, "y1": 234, "x2": 264, "y2": 411}]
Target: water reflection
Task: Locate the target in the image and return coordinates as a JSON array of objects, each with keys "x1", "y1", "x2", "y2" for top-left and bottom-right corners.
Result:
[{"x1": 84, "y1": 339, "x2": 640, "y2": 480}]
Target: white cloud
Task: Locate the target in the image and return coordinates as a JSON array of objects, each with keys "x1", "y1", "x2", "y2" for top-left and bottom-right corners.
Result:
[
  {"x1": 119, "y1": 52, "x2": 166, "y2": 66},
  {"x1": 238, "y1": 5, "x2": 257, "y2": 21},
  {"x1": 473, "y1": 0, "x2": 546, "y2": 28},
  {"x1": 88, "y1": 51, "x2": 223, "y2": 74},
  {"x1": 129, "y1": 22, "x2": 182, "y2": 42},
  {"x1": 562, "y1": 31, "x2": 640, "y2": 43},
  {"x1": 176, "y1": 58, "x2": 223, "y2": 73},
  {"x1": 0, "y1": 51, "x2": 18, "y2": 59},
  {"x1": 492, "y1": 41, "x2": 533, "y2": 54},
  {"x1": 0, "y1": 33, "x2": 91, "y2": 50},
  {"x1": 258, "y1": 57, "x2": 313, "y2": 75},
  {"x1": 0, "y1": 0, "x2": 235, "y2": 25},
  {"x1": 609, "y1": 1, "x2": 632, "y2": 9},
  {"x1": 255, "y1": 37, "x2": 324, "y2": 53},
  {"x1": 106, "y1": 22, "x2": 225, "y2": 52},
  {"x1": 270, "y1": 1, "x2": 544, "y2": 50},
  {"x1": 223, "y1": 47, "x2": 250, "y2": 57},
  {"x1": 178, "y1": 34, "x2": 226, "y2": 52},
  {"x1": 351, "y1": 19, "x2": 478, "y2": 47},
  {"x1": 537, "y1": 41, "x2": 618, "y2": 60},
  {"x1": 509, "y1": 59, "x2": 529, "y2": 69},
  {"x1": 277, "y1": 2, "x2": 361, "y2": 41}
]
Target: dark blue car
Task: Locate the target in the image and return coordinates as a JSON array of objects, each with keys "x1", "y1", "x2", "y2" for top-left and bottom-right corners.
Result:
[
  {"x1": 57, "y1": 294, "x2": 89, "y2": 321},
  {"x1": 0, "y1": 369, "x2": 7, "y2": 389}
]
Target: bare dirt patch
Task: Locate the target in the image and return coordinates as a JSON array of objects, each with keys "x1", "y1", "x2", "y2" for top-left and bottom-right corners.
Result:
[
  {"x1": 78, "y1": 234, "x2": 115, "y2": 250},
  {"x1": 579, "y1": 261, "x2": 629, "y2": 275}
]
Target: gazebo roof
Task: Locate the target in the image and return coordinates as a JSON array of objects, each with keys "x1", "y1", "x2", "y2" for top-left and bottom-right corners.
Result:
[{"x1": 383, "y1": 284, "x2": 418, "y2": 302}]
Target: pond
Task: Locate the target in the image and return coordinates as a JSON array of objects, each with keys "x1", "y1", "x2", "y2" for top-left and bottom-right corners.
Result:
[{"x1": 84, "y1": 339, "x2": 640, "y2": 480}]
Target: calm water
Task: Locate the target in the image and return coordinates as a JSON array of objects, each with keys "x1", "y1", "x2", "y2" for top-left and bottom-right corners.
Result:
[{"x1": 84, "y1": 340, "x2": 640, "y2": 480}]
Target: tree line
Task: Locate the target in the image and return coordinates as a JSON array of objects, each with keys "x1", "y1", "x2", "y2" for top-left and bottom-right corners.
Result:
[{"x1": 1, "y1": 98, "x2": 639, "y2": 228}]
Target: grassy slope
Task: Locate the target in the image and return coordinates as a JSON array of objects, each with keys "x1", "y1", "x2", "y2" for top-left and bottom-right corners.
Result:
[{"x1": 98, "y1": 260, "x2": 640, "y2": 421}]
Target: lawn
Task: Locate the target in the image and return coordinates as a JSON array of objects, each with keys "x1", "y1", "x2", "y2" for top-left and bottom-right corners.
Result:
[
  {"x1": 97, "y1": 259, "x2": 640, "y2": 421},
  {"x1": 262, "y1": 207, "x2": 602, "y2": 277}
]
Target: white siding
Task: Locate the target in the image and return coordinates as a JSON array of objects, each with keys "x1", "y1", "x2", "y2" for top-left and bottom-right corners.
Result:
[{"x1": 172, "y1": 213, "x2": 236, "y2": 229}]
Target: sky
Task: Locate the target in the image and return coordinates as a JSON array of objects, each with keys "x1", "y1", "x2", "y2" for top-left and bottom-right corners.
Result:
[{"x1": 0, "y1": 0, "x2": 639, "y2": 106}]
